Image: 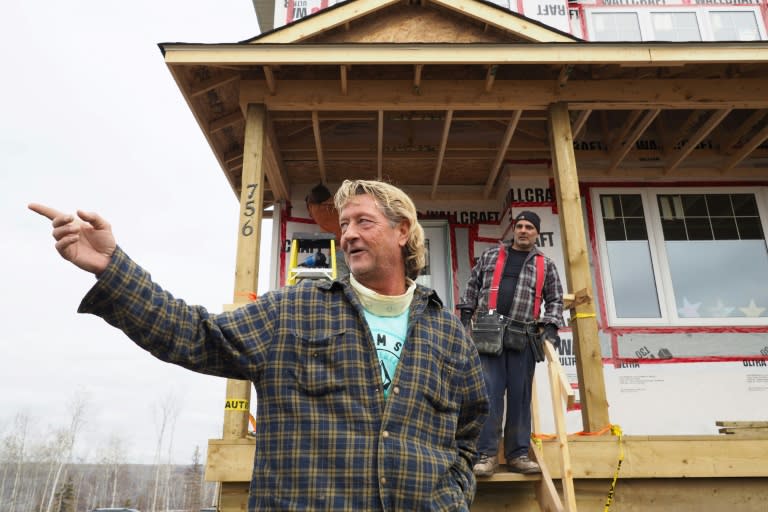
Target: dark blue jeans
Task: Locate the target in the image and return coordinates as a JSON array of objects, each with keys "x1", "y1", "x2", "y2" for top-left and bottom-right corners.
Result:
[{"x1": 476, "y1": 345, "x2": 536, "y2": 460}]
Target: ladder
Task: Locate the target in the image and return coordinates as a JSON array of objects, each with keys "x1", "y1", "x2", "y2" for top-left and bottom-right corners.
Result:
[{"x1": 287, "y1": 232, "x2": 338, "y2": 285}]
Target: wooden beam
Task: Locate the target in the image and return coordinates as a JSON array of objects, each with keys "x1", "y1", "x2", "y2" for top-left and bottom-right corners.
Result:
[
  {"x1": 312, "y1": 111, "x2": 327, "y2": 183},
  {"x1": 240, "y1": 79, "x2": 768, "y2": 111},
  {"x1": 264, "y1": 116, "x2": 290, "y2": 201},
  {"x1": 665, "y1": 109, "x2": 731, "y2": 174},
  {"x1": 548, "y1": 102, "x2": 610, "y2": 432},
  {"x1": 224, "y1": 104, "x2": 266, "y2": 441},
  {"x1": 484, "y1": 111, "x2": 522, "y2": 198},
  {"x1": 340, "y1": 65, "x2": 348, "y2": 96},
  {"x1": 485, "y1": 64, "x2": 498, "y2": 93},
  {"x1": 164, "y1": 42, "x2": 768, "y2": 66},
  {"x1": 720, "y1": 109, "x2": 768, "y2": 151},
  {"x1": 262, "y1": 66, "x2": 276, "y2": 95},
  {"x1": 609, "y1": 110, "x2": 643, "y2": 153},
  {"x1": 206, "y1": 435, "x2": 768, "y2": 482},
  {"x1": 608, "y1": 109, "x2": 660, "y2": 172},
  {"x1": 722, "y1": 121, "x2": 768, "y2": 172},
  {"x1": 430, "y1": 110, "x2": 453, "y2": 198},
  {"x1": 557, "y1": 64, "x2": 574, "y2": 89},
  {"x1": 377, "y1": 110, "x2": 384, "y2": 180},
  {"x1": 413, "y1": 64, "x2": 423, "y2": 95},
  {"x1": 209, "y1": 110, "x2": 243, "y2": 134},
  {"x1": 571, "y1": 109, "x2": 591, "y2": 139},
  {"x1": 188, "y1": 73, "x2": 239, "y2": 98}
]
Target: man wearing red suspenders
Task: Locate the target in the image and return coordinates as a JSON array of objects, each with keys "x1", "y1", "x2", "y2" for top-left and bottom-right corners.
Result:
[{"x1": 459, "y1": 211, "x2": 564, "y2": 476}]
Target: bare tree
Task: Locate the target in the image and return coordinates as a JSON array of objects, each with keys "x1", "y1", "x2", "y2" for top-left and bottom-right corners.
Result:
[
  {"x1": 150, "y1": 392, "x2": 180, "y2": 512},
  {"x1": 183, "y1": 446, "x2": 203, "y2": 512},
  {"x1": 7, "y1": 412, "x2": 30, "y2": 512},
  {"x1": 44, "y1": 392, "x2": 88, "y2": 512}
]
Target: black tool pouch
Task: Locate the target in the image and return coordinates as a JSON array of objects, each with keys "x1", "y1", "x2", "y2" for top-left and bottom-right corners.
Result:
[
  {"x1": 503, "y1": 319, "x2": 536, "y2": 352},
  {"x1": 470, "y1": 313, "x2": 505, "y2": 356}
]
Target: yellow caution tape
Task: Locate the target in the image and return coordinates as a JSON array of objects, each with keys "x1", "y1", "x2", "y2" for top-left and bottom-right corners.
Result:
[
  {"x1": 572, "y1": 312, "x2": 596, "y2": 319},
  {"x1": 603, "y1": 424, "x2": 624, "y2": 512},
  {"x1": 224, "y1": 399, "x2": 249, "y2": 411}
]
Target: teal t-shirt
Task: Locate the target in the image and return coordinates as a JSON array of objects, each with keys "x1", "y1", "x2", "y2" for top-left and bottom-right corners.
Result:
[{"x1": 363, "y1": 309, "x2": 408, "y2": 399}]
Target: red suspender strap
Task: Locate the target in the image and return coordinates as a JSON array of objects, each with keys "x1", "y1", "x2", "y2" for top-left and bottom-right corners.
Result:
[
  {"x1": 488, "y1": 244, "x2": 507, "y2": 312},
  {"x1": 533, "y1": 254, "x2": 545, "y2": 319}
]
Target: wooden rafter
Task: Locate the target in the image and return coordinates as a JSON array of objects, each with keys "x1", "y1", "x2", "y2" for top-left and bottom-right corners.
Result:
[
  {"x1": 431, "y1": 110, "x2": 454, "y2": 198},
  {"x1": 571, "y1": 109, "x2": 591, "y2": 139},
  {"x1": 722, "y1": 121, "x2": 768, "y2": 172},
  {"x1": 485, "y1": 65, "x2": 498, "y2": 92},
  {"x1": 311, "y1": 111, "x2": 327, "y2": 183},
  {"x1": 188, "y1": 73, "x2": 239, "y2": 98},
  {"x1": 608, "y1": 109, "x2": 661, "y2": 172},
  {"x1": 413, "y1": 64, "x2": 423, "y2": 95},
  {"x1": 340, "y1": 65, "x2": 348, "y2": 95},
  {"x1": 262, "y1": 66, "x2": 276, "y2": 95},
  {"x1": 377, "y1": 110, "x2": 384, "y2": 180},
  {"x1": 484, "y1": 110, "x2": 522, "y2": 198},
  {"x1": 669, "y1": 110, "x2": 706, "y2": 151},
  {"x1": 665, "y1": 109, "x2": 731, "y2": 174},
  {"x1": 264, "y1": 116, "x2": 290, "y2": 200},
  {"x1": 610, "y1": 110, "x2": 643, "y2": 151},
  {"x1": 557, "y1": 64, "x2": 574, "y2": 89},
  {"x1": 721, "y1": 109, "x2": 768, "y2": 151},
  {"x1": 209, "y1": 111, "x2": 243, "y2": 134}
]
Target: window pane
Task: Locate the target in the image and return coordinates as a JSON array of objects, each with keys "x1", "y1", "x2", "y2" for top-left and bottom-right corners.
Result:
[
  {"x1": 652, "y1": 12, "x2": 701, "y2": 41},
  {"x1": 711, "y1": 11, "x2": 759, "y2": 41},
  {"x1": 607, "y1": 241, "x2": 661, "y2": 318},
  {"x1": 592, "y1": 13, "x2": 642, "y2": 41},
  {"x1": 682, "y1": 194, "x2": 707, "y2": 216},
  {"x1": 711, "y1": 217, "x2": 739, "y2": 239},
  {"x1": 732, "y1": 194, "x2": 759, "y2": 215},
  {"x1": 625, "y1": 218, "x2": 648, "y2": 240},
  {"x1": 666, "y1": 240, "x2": 768, "y2": 318},
  {"x1": 686, "y1": 218, "x2": 713, "y2": 240},
  {"x1": 604, "y1": 218, "x2": 626, "y2": 241},
  {"x1": 706, "y1": 194, "x2": 732, "y2": 216},
  {"x1": 737, "y1": 217, "x2": 765, "y2": 239}
]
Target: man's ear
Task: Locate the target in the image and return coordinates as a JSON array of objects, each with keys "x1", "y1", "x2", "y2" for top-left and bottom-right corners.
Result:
[{"x1": 397, "y1": 220, "x2": 410, "y2": 247}]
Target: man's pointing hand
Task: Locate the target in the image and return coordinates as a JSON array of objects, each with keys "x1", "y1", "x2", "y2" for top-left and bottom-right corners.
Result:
[{"x1": 29, "y1": 203, "x2": 116, "y2": 275}]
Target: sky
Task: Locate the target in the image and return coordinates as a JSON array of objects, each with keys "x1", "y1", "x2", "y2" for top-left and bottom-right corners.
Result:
[{"x1": 1, "y1": 1, "x2": 274, "y2": 464}]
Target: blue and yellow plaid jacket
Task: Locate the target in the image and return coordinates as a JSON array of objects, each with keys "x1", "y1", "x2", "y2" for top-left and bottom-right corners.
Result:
[{"x1": 80, "y1": 247, "x2": 489, "y2": 511}]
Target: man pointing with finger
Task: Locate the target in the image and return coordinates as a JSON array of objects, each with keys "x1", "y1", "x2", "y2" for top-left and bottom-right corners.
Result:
[{"x1": 29, "y1": 179, "x2": 489, "y2": 511}]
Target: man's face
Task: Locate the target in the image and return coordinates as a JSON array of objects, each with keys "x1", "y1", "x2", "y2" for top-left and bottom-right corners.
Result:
[
  {"x1": 511, "y1": 220, "x2": 538, "y2": 251},
  {"x1": 339, "y1": 194, "x2": 409, "y2": 293}
]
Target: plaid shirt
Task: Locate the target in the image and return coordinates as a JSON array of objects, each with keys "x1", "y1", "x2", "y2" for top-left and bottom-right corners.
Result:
[
  {"x1": 461, "y1": 242, "x2": 564, "y2": 327},
  {"x1": 79, "y1": 247, "x2": 489, "y2": 511}
]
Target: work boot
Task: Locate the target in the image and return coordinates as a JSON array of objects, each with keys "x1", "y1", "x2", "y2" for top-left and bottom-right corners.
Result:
[
  {"x1": 507, "y1": 455, "x2": 541, "y2": 474},
  {"x1": 473, "y1": 454, "x2": 498, "y2": 477}
]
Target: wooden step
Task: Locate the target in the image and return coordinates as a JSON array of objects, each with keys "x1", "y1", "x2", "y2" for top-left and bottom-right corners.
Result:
[{"x1": 476, "y1": 467, "x2": 543, "y2": 483}]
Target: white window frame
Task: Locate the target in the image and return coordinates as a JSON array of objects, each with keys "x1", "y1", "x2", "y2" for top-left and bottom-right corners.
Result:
[
  {"x1": 585, "y1": 6, "x2": 767, "y2": 41},
  {"x1": 592, "y1": 186, "x2": 768, "y2": 327}
]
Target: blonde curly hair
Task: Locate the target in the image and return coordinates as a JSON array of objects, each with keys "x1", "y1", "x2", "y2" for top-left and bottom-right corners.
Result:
[{"x1": 334, "y1": 179, "x2": 426, "y2": 280}]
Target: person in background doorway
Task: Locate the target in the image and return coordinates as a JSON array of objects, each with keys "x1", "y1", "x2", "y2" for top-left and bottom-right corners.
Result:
[
  {"x1": 305, "y1": 182, "x2": 349, "y2": 278},
  {"x1": 30, "y1": 179, "x2": 489, "y2": 511},
  {"x1": 458, "y1": 211, "x2": 563, "y2": 476}
]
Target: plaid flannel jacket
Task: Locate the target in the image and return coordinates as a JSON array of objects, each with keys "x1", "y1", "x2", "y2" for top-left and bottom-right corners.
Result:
[
  {"x1": 461, "y1": 241, "x2": 564, "y2": 327},
  {"x1": 79, "y1": 247, "x2": 489, "y2": 511}
]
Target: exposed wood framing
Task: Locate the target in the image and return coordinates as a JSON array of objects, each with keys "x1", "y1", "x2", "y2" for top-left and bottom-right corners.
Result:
[
  {"x1": 164, "y1": 43, "x2": 768, "y2": 66},
  {"x1": 557, "y1": 64, "x2": 574, "y2": 89},
  {"x1": 484, "y1": 110, "x2": 521, "y2": 198},
  {"x1": 311, "y1": 111, "x2": 327, "y2": 183},
  {"x1": 264, "y1": 117, "x2": 290, "y2": 200},
  {"x1": 209, "y1": 110, "x2": 243, "y2": 134},
  {"x1": 239, "y1": 79, "x2": 768, "y2": 111},
  {"x1": 720, "y1": 108, "x2": 768, "y2": 151},
  {"x1": 413, "y1": 64, "x2": 424, "y2": 95},
  {"x1": 548, "y1": 102, "x2": 610, "y2": 432},
  {"x1": 225, "y1": 104, "x2": 266, "y2": 440},
  {"x1": 571, "y1": 109, "x2": 591, "y2": 139},
  {"x1": 665, "y1": 109, "x2": 731, "y2": 174},
  {"x1": 340, "y1": 64, "x2": 349, "y2": 95},
  {"x1": 485, "y1": 64, "x2": 498, "y2": 92},
  {"x1": 188, "y1": 73, "x2": 239, "y2": 98},
  {"x1": 722, "y1": 121, "x2": 768, "y2": 172},
  {"x1": 262, "y1": 65, "x2": 276, "y2": 95},
  {"x1": 608, "y1": 109, "x2": 660, "y2": 172},
  {"x1": 431, "y1": 109, "x2": 453, "y2": 198}
]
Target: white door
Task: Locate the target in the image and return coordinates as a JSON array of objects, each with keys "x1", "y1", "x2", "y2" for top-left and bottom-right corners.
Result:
[{"x1": 416, "y1": 221, "x2": 453, "y2": 307}]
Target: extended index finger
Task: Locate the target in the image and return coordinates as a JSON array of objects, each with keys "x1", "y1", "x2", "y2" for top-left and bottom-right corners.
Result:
[{"x1": 28, "y1": 203, "x2": 66, "y2": 221}]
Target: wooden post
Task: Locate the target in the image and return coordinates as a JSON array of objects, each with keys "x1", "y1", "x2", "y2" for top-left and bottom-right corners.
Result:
[
  {"x1": 223, "y1": 103, "x2": 266, "y2": 440},
  {"x1": 547, "y1": 102, "x2": 610, "y2": 432}
]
